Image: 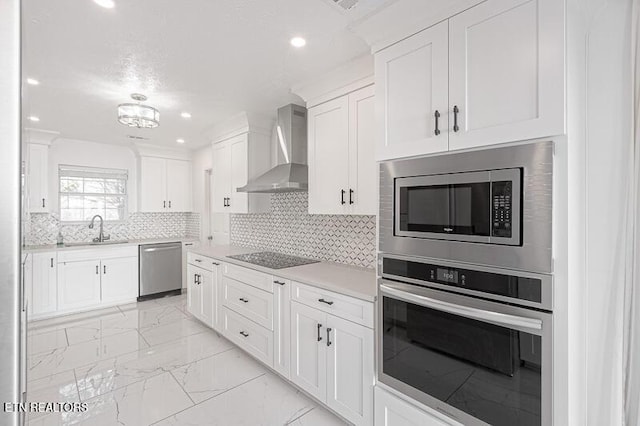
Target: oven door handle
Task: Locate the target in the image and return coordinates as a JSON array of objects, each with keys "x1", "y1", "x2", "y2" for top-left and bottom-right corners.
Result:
[{"x1": 380, "y1": 283, "x2": 543, "y2": 331}]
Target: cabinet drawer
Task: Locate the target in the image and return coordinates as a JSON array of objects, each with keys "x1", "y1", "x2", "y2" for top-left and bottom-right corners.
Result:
[
  {"x1": 223, "y1": 263, "x2": 273, "y2": 293},
  {"x1": 222, "y1": 306, "x2": 273, "y2": 367},
  {"x1": 222, "y1": 277, "x2": 273, "y2": 330},
  {"x1": 291, "y1": 281, "x2": 374, "y2": 328},
  {"x1": 187, "y1": 252, "x2": 220, "y2": 271}
]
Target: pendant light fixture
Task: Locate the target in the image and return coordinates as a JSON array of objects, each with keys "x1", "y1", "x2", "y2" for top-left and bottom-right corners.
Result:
[{"x1": 117, "y1": 93, "x2": 159, "y2": 128}]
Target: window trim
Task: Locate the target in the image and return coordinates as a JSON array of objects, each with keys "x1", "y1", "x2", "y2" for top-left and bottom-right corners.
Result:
[{"x1": 58, "y1": 164, "x2": 129, "y2": 223}]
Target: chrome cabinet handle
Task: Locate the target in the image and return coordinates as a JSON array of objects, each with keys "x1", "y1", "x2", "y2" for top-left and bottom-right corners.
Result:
[
  {"x1": 239, "y1": 297, "x2": 249, "y2": 303},
  {"x1": 195, "y1": 259, "x2": 202, "y2": 262},
  {"x1": 239, "y1": 331, "x2": 249, "y2": 337},
  {"x1": 453, "y1": 105, "x2": 460, "y2": 132},
  {"x1": 318, "y1": 298, "x2": 334, "y2": 306},
  {"x1": 168, "y1": 200, "x2": 172, "y2": 208},
  {"x1": 212, "y1": 262, "x2": 219, "y2": 266},
  {"x1": 317, "y1": 323, "x2": 322, "y2": 342},
  {"x1": 434, "y1": 110, "x2": 441, "y2": 136},
  {"x1": 50, "y1": 258, "x2": 53, "y2": 268},
  {"x1": 95, "y1": 265, "x2": 99, "y2": 275},
  {"x1": 349, "y1": 189, "x2": 354, "y2": 205},
  {"x1": 103, "y1": 265, "x2": 106, "y2": 274},
  {"x1": 42, "y1": 198, "x2": 45, "y2": 208},
  {"x1": 163, "y1": 201, "x2": 166, "y2": 208},
  {"x1": 326, "y1": 328, "x2": 332, "y2": 346},
  {"x1": 341, "y1": 189, "x2": 346, "y2": 205},
  {"x1": 273, "y1": 280, "x2": 286, "y2": 286}
]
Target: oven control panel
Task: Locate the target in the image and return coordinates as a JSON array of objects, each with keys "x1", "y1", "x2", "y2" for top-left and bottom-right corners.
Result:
[{"x1": 491, "y1": 181, "x2": 513, "y2": 238}]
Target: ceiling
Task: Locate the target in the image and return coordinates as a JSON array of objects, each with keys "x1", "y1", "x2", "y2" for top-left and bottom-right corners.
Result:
[{"x1": 22, "y1": 0, "x2": 395, "y2": 149}]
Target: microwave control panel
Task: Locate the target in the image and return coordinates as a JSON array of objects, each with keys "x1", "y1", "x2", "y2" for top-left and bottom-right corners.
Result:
[{"x1": 491, "y1": 181, "x2": 512, "y2": 238}]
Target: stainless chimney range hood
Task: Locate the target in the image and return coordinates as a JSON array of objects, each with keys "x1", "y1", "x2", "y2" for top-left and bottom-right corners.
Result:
[{"x1": 237, "y1": 104, "x2": 308, "y2": 193}]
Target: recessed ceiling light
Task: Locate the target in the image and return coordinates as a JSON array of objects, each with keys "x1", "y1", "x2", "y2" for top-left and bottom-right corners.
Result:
[
  {"x1": 93, "y1": 0, "x2": 115, "y2": 9},
  {"x1": 26, "y1": 78, "x2": 39, "y2": 86},
  {"x1": 28, "y1": 116, "x2": 40, "y2": 122},
  {"x1": 176, "y1": 138, "x2": 185, "y2": 144},
  {"x1": 290, "y1": 37, "x2": 306, "y2": 48},
  {"x1": 180, "y1": 112, "x2": 192, "y2": 119}
]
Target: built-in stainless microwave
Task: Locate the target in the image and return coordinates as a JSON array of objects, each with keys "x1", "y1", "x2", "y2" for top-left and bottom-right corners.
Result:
[
  {"x1": 380, "y1": 142, "x2": 553, "y2": 273},
  {"x1": 395, "y1": 168, "x2": 521, "y2": 246}
]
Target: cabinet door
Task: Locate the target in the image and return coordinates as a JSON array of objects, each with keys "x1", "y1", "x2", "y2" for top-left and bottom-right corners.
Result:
[
  {"x1": 200, "y1": 267, "x2": 215, "y2": 327},
  {"x1": 101, "y1": 257, "x2": 138, "y2": 304},
  {"x1": 140, "y1": 157, "x2": 167, "y2": 212},
  {"x1": 58, "y1": 260, "x2": 101, "y2": 311},
  {"x1": 212, "y1": 143, "x2": 231, "y2": 213},
  {"x1": 31, "y1": 252, "x2": 57, "y2": 315},
  {"x1": 308, "y1": 96, "x2": 350, "y2": 214},
  {"x1": 374, "y1": 387, "x2": 459, "y2": 426},
  {"x1": 375, "y1": 20, "x2": 449, "y2": 161},
  {"x1": 166, "y1": 159, "x2": 192, "y2": 212},
  {"x1": 290, "y1": 301, "x2": 327, "y2": 402},
  {"x1": 28, "y1": 144, "x2": 49, "y2": 213},
  {"x1": 326, "y1": 314, "x2": 374, "y2": 426},
  {"x1": 273, "y1": 277, "x2": 291, "y2": 379},
  {"x1": 229, "y1": 135, "x2": 249, "y2": 214},
  {"x1": 448, "y1": 0, "x2": 564, "y2": 150},
  {"x1": 187, "y1": 264, "x2": 203, "y2": 320},
  {"x1": 348, "y1": 85, "x2": 377, "y2": 215}
]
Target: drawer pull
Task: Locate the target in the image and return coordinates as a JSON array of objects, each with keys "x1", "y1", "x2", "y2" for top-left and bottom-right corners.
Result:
[
  {"x1": 195, "y1": 259, "x2": 202, "y2": 263},
  {"x1": 317, "y1": 323, "x2": 322, "y2": 342},
  {"x1": 239, "y1": 331, "x2": 249, "y2": 337},
  {"x1": 273, "y1": 280, "x2": 286, "y2": 286},
  {"x1": 212, "y1": 262, "x2": 219, "y2": 266},
  {"x1": 318, "y1": 298, "x2": 334, "y2": 306},
  {"x1": 326, "y1": 327, "x2": 333, "y2": 347},
  {"x1": 239, "y1": 297, "x2": 249, "y2": 303}
]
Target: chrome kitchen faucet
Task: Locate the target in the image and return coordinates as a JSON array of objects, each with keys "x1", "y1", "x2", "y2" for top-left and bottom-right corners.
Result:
[{"x1": 88, "y1": 214, "x2": 110, "y2": 243}]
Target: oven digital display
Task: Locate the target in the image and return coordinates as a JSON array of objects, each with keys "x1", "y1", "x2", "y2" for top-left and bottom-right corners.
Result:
[{"x1": 437, "y1": 268, "x2": 458, "y2": 283}]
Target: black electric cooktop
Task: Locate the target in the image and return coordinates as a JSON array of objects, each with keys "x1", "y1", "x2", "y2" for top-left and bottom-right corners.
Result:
[{"x1": 226, "y1": 251, "x2": 319, "y2": 270}]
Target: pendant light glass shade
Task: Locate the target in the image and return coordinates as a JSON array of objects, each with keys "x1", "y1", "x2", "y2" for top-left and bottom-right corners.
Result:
[{"x1": 117, "y1": 94, "x2": 159, "y2": 128}]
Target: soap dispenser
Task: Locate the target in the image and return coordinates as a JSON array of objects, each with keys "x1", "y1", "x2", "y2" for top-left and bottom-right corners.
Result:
[{"x1": 56, "y1": 231, "x2": 64, "y2": 246}]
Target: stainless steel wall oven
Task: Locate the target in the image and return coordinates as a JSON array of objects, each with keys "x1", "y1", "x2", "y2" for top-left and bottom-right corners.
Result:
[{"x1": 378, "y1": 255, "x2": 553, "y2": 426}]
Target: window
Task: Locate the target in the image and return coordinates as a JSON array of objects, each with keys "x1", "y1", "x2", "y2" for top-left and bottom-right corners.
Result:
[{"x1": 59, "y1": 165, "x2": 128, "y2": 222}]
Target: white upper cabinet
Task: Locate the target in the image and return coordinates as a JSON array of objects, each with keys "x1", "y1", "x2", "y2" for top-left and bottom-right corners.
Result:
[
  {"x1": 375, "y1": 0, "x2": 564, "y2": 160},
  {"x1": 166, "y1": 159, "x2": 192, "y2": 211},
  {"x1": 308, "y1": 96, "x2": 350, "y2": 215},
  {"x1": 140, "y1": 156, "x2": 192, "y2": 212},
  {"x1": 308, "y1": 85, "x2": 377, "y2": 215},
  {"x1": 375, "y1": 21, "x2": 449, "y2": 161},
  {"x1": 348, "y1": 85, "x2": 377, "y2": 215},
  {"x1": 28, "y1": 143, "x2": 50, "y2": 213},
  {"x1": 448, "y1": 0, "x2": 565, "y2": 150},
  {"x1": 211, "y1": 132, "x2": 271, "y2": 214}
]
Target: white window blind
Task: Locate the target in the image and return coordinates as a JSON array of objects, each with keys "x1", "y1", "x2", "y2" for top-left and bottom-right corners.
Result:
[{"x1": 59, "y1": 165, "x2": 128, "y2": 222}]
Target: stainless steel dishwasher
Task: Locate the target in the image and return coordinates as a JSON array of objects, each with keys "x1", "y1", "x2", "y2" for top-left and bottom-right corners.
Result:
[{"x1": 139, "y1": 242, "x2": 183, "y2": 300}]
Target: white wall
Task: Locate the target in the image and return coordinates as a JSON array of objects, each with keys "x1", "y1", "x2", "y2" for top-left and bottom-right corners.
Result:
[
  {"x1": 566, "y1": 0, "x2": 633, "y2": 424},
  {"x1": 191, "y1": 144, "x2": 212, "y2": 242},
  {"x1": 47, "y1": 139, "x2": 138, "y2": 213}
]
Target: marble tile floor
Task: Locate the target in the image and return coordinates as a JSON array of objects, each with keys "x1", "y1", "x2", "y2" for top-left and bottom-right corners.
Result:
[{"x1": 26, "y1": 294, "x2": 347, "y2": 426}]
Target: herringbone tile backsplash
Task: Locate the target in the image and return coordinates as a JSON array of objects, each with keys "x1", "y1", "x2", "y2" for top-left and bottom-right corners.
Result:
[
  {"x1": 230, "y1": 192, "x2": 376, "y2": 269},
  {"x1": 24, "y1": 212, "x2": 200, "y2": 246}
]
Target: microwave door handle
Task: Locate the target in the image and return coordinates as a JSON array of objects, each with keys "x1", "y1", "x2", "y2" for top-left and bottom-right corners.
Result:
[{"x1": 380, "y1": 283, "x2": 543, "y2": 332}]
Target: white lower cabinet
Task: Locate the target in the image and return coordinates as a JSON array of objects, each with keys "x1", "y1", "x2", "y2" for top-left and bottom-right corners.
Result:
[
  {"x1": 187, "y1": 262, "x2": 217, "y2": 327},
  {"x1": 30, "y1": 252, "x2": 57, "y2": 316},
  {"x1": 222, "y1": 306, "x2": 274, "y2": 366},
  {"x1": 58, "y1": 260, "x2": 102, "y2": 311},
  {"x1": 291, "y1": 300, "x2": 374, "y2": 426},
  {"x1": 56, "y1": 246, "x2": 139, "y2": 315},
  {"x1": 101, "y1": 257, "x2": 138, "y2": 303}
]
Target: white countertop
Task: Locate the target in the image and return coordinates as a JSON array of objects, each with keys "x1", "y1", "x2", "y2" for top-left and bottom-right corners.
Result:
[
  {"x1": 190, "y1": 245, "x2": 377, "y2": 302},
  {"x1": 23, "y1": 237, "x2": 199, "y2": 254}
]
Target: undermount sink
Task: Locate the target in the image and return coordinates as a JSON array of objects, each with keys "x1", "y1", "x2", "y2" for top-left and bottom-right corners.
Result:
[{"x1": 64, "y1": 240, "x2": 129, "y2": 248}]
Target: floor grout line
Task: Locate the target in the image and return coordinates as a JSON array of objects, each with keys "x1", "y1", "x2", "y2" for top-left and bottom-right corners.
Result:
[
  {"x1": 168, "y1": 369, "x2": 197, "y2": 406},
  {"x1": 148, "y1": 372, "x2": 269, "y2": 426}
]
